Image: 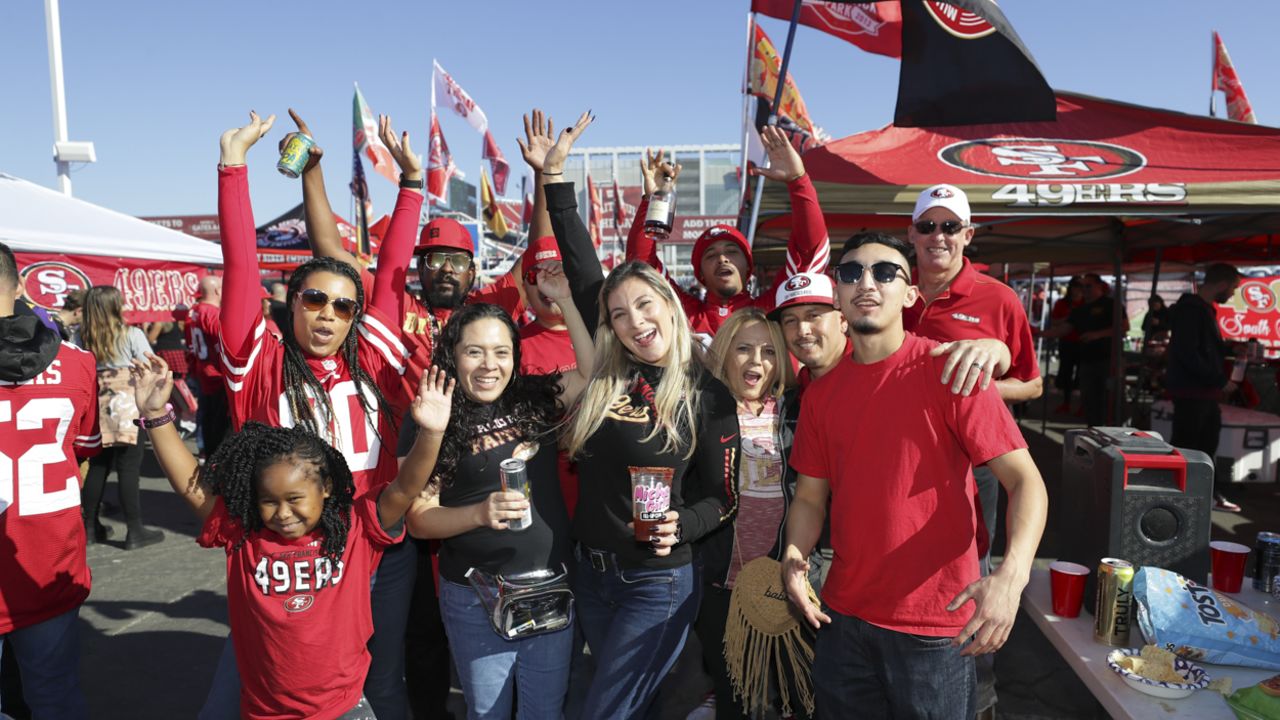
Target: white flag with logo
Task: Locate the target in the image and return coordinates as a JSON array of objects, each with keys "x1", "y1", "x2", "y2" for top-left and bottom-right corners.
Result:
[{"x1": 432, "y1": 60, "x2": 488, "y2": 135}]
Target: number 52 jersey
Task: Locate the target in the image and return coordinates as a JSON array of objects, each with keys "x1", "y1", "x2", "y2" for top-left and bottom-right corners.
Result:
[{"x1": 0, "y1": 341, "x2": 101, "y2": 634}]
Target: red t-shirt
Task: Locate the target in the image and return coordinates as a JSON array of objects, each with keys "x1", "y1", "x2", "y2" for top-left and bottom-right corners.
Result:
[
  {"x1": 789, "y1": 333, "x2": 1027, "y2": 636},
  {"x1": 516, "y1": 322, "x2": 580, "y2": 518},
  {"x1": 0, "y1": 342, "x2": 101, "y2": 634},
  {"x1": 199, "y1": 493, "x2": 402, "y2": 720},
  {"x1": 904, "y1": 258, "x2": 1040, "y2": 383},
  {"x1": 187, "y1": 301, "x2": 224, "y2": 395}
]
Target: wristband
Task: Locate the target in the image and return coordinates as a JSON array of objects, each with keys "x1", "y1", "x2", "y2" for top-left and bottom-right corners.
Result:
[
  {"x1": 135, "y1": 404, "x2": 176, "y2": 430},
  {"x1": 399, "y1": 174, "x2": 425, "y2": 189},
  {"x1": 542, "y1": 171, "x2": 564, "y2": 176}
]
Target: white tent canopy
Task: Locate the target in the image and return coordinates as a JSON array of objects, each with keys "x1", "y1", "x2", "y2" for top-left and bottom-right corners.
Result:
[{"x1": 0, "y1": 172, "x2": 222, "y2": 266}]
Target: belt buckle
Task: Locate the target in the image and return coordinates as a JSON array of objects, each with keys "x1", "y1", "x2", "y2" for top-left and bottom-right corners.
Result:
[{"x1": 588, "y1": 549, "x2": 608, "y2": 573}]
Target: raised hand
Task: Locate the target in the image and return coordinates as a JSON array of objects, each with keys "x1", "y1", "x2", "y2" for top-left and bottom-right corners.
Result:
[
  {"x1": 410, "y1": 366, "x2": 456, "y2": 435},
  {"x1": 378, "y1": 114, "x2": 423, "y2": 180},
  {"x1": 278, "y1": 108, "x2": 324, "y2": 174},
  {"x1": 534, "y1": 262, "x2": 570, "y2": 301},
  {"x1": 640, "y1": 148, "x2": 681, "y2": 196},
  {"x1": 749, "y1": 125, "x2": 805, "y2": 183},
  {"x1": 219, "y1": 110, "x2": 276, "y2": 166},
  {"x1": 516, "y1": 108, "x2": 556, "y2": 173},
  {"x1": 542, "y1": 110, "x2": 594, "y2": 176},
  {"x1": 129, "y1": 353, "x2": 174, "y2": 417}
]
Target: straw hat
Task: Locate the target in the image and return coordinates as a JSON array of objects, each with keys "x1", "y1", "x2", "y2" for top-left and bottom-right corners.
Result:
[{"x1": 724, "y1": 556, "x2": 820, "y2": 717}]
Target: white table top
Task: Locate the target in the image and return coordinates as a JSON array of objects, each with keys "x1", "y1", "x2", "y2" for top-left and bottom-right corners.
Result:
[{"x1": 1022, "y1": 569, "x2": 1277, "y2": 720}]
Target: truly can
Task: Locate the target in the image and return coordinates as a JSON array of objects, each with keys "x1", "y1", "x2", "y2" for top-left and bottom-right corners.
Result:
[
  {"x1": 276, "y1": 133, "x2": 315, "y2": 178},
  {"x1": 499, "y1": 458, "x2": 532, "y2": 532},
  {"x1": 1254, "y1": 531, "x2": 1280, "y2": 593},
  {"x1": 1094, "y1": 558, "x2": 1135, "y2": 646}
]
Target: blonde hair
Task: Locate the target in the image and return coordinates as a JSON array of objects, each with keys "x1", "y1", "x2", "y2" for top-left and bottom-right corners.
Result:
[
  {"x1": 705, "y1": 308, "x2": 794, "y2": 400},
  {"x1": 564, "y1": 261, "x2": 703, "y2": 460},
  {"x1": 80, "y1": 285, "x2": 128, "y2": 365}
]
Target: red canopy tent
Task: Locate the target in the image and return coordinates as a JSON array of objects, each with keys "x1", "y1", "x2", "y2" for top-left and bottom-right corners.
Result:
[
  {"x1": 255, "y1": 204, "x2": 385, "y2": 272},
  {"x1": 755, "y1": 91, "x2": 1280, "y2": 265}
]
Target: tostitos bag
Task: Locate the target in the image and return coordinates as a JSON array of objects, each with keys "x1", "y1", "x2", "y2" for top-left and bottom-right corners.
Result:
[{"x1": 1134, "y1": 567, "x2": 1280, "y2": 671}]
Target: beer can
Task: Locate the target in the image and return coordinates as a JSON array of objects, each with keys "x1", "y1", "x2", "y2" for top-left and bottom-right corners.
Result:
[
  {"x1": 276, "y1": 133, "x2": 315, "y2": 178},
  {"x1": 1094, "y1": 558, "x2": 1135, "y2": 646},
  {"x1": 499, "y1": 458, "x2": 532, "y2": 532},
  {"x1": 1255, "y1": 531, "x2": 1280, "y2": 593}
]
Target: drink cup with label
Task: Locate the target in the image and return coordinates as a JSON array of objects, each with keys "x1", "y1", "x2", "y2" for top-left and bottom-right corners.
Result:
[
  {"x1": 630, "y1": 466, "x2": 674, "y2": 542},
  {"x1": 277, "y1": 133, "x2": 315, "y2": 178},
  {"x1": 499, "y1": 458, "x2": 532, "y2": 532}
]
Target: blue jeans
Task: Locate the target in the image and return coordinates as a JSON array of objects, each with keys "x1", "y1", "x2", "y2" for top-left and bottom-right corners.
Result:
[
  {"x1": 813, "y1": 608, "x2": 975, "y2": 720},
  {"x1": 198, "y1": 542, "x2": 418, "y2": 720},
  {"x1": 438, "y1": 579, "x2": 572, "y2": 720},
  {"x1": 573, "y1": 548, "x2": 698, "y2": 720},
  {"x1": 0, "y1": 607, "x2": 88, "y2": 719}
]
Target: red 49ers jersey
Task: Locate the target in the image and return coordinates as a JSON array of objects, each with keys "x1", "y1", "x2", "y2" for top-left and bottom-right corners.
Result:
[
  {"x1": 0, "y1": 342, "x2": 101, "y2": 634},
  {"x1": 199, "y1": 492, "x2": 402, "y2": 720},
  {"x1": 186, "y1": 301, "x2": 224, "y2": 395},
  {"x1": 219, "y1": 305, "x2": 410, "y2": 493}
]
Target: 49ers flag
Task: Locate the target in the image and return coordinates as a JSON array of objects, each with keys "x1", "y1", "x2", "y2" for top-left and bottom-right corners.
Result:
[
  {"x1": 748, "y1": 24, "x2": 823, "y2": 139},
  {"x1": 426, "y1": 113, "x2": 458, "y2": 204},
  {"x1": 895, "y1": 1, "x2": 1055, "y2": 127},
  {"x1": 586, "y1": 174, "x2": 604, "y2": 249},
  {"x1": 352, "y1": 84, "x2": 398, "y2": 186},
  {"x1": 752, "y1": 0, "x2": 901, "y2": 59},
  {"x1": 1211, "y1": 31, "x2": 1257, "y2": 124},
  {"x1": 482, "y1": 130, "x2": 510, "y2": 195}
]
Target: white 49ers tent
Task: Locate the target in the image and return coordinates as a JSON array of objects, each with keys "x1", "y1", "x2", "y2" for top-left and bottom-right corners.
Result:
[{"x1": 0, "y1": 172, "x2": 222, "y2": 322}]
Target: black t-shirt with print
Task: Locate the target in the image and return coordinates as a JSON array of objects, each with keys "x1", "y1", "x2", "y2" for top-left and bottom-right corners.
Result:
[{"x1": 437, "y1": 407, "x2": 570, "y2": 584}]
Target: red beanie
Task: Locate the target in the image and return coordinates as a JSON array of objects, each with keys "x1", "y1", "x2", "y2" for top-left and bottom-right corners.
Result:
[
  {"x1": 692, "y1": 225, "x2": 753, "y2": 285},
  {"x1": 416, "y1": 217, "x2": 474, "y2": 254}
]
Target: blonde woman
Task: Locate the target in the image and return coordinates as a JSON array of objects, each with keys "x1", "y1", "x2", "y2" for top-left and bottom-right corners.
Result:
[
  {"x1": 76, "y1": 285, "x2": 164, "y2": 549},
  {"x1": 526, "y1": 110, "x2": 740, "y2": 719}
]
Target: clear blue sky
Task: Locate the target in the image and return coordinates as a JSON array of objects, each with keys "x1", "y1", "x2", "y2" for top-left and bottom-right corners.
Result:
[{"x1": 2, "y1": 1, "x2": 1275, "y2": 223}]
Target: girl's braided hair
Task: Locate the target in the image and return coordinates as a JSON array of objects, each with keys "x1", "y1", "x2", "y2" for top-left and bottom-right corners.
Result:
[{"x1": 203, "y1": 422, "x2": 354, "y2": 562}]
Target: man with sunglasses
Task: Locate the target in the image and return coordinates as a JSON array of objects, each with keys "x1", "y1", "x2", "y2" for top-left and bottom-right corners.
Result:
[{"x1": 782, "y1": 232, "x2": 1047, "y2": 719}]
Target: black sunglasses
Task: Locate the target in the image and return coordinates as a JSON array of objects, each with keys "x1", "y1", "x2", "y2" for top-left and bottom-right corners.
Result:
[
  {"x1": 913, "y1": 219, "x2": 967, "y2": 236},
  {"x1": 835, "y1": 260, "x2": 909, "y2": 285},
  {"x1": 299, "y1": 288, "x2": 359, "y2": 320}
]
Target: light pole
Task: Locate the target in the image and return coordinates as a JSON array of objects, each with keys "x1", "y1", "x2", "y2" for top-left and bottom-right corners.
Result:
[{"x1": 44, "y1": 0, "x2": 94, "y2": 196}]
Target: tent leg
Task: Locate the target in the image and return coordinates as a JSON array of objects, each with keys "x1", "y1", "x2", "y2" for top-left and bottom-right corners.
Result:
[
  {"x1": 1112, "y1": 249, "x2": 1126, "y2": 426},
  {"x1": 1041, "y1": 264, "x2": 1055, "y2": 436}
]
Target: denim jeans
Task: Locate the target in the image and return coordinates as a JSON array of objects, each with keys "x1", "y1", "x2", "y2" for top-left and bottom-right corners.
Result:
[
  {"x1": 813, "y1": 608, "x2": 975, "y2": 720},
  {"x1": 0, "y1": 607, "x2": 88, "y2": 719},
  {"x1": 573, "y1": 547, "x2": 698, "y2": 720},
  {"x1": 438, "y1": 579, "x2": 572, "y2": 720},
  {"x1": 198, "y1": 542, "x2": 417, "y2": 720}
]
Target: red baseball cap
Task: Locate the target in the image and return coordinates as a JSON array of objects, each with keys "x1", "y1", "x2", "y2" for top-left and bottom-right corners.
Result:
[
  {"x1": 524, "y1": 236, "x2": 562, "y2": 266},
  {"x1": 416, "y1": 217, "x2": 474, "y2": 254},
  {"x1": 692, "y1": 225, "x2": 753, "y2": 285}
]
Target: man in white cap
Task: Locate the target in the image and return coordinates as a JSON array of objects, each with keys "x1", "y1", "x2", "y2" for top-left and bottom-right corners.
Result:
[
  {"x1": 904, "y1": 183, "x2": 1041, "y2": 720},
  {"x1": 770, "y1": 272, "x2": 849, "y2": 391}
]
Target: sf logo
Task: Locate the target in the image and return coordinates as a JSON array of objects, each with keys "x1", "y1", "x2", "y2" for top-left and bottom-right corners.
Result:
[{"x1": 991, "y1": 145, "x2": 1105, "y2": 177}]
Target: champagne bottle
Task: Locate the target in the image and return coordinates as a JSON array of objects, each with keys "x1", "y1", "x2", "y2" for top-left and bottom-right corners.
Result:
[{"x1": 644, "y1": 174, "x2": 676, "y2": 239}]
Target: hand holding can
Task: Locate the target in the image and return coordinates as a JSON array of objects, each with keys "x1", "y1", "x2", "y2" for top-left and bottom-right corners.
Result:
[
  {"x1": 277, "y1": 133, "x2": 316, "y2": 178},
  {"x1": 499, "y1": 458, "x2": 533, "y2": 532}
]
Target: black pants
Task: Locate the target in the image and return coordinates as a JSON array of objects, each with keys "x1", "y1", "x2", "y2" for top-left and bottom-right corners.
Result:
[
  {"x1": 405, "y1": 539, "x2": 453, "y2": 720},
  {"x1": 1172, "y1": 397, "x2": 1224, "y2": 495},
  {"x1": 1077, "y1": 360, "x2": 1109, "y2": 427},
  {"x1": 81, "y1": 443, "x2": 145, "y2": 532},
  {"x1": 1054, "y1": 341, "x2": 1080, "y2": 397},
  {"x1": 199, "y1": 387, "x2": 230, "y2": 457}
]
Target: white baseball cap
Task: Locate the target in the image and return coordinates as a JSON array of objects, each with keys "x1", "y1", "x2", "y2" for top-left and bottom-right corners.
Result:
[
  {"x1": 913, "y1": 184, "x2": 971, "y2": 225},
  {"x1": 769, "y1": 272, "x2": 836, "y2": 320}
]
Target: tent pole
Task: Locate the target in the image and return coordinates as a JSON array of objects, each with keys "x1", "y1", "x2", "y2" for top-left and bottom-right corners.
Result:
[
  {"x1": 1111, "y1": 243, "x2": 1126, "y2": 426},
  {"x1": 1041, "y1": 264, "x2": 1055, "y2": 435},
  {"x1": 1142, "y1": 247, "x2": 1163, "y2": 356}
]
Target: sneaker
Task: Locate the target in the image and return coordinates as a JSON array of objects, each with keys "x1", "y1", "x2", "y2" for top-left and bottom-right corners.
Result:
[
  {"x1": 124, "y1": 527, "x2": 165, "y2": 550},
  {"x1": 1214, "y1": 496, "x2": 1242, "y2": 513}
]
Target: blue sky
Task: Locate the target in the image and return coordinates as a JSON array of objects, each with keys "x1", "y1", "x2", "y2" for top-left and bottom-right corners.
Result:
[{"x1": 2, "y1": 1, "x2": 1275, "y2": 223}]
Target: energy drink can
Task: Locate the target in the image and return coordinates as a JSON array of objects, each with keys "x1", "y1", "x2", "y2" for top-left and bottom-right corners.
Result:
[
  {"x1": 499, "y1": 458, "x2": 532, "y2": 532},
  {"x1": 277, "y1": 133, "x2": 315, "y2": 178},
  {"x1": 1094, "y1": 558, "x2": 1135, "y2": 646},
  {"x1": 1255, "y1": 531, "x2": 1280, "y2": 593}
]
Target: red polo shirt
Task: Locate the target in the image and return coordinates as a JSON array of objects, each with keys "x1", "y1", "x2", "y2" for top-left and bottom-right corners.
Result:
[{"x1": 904, "y1": 258, "x2": 1040, "y2": 383}]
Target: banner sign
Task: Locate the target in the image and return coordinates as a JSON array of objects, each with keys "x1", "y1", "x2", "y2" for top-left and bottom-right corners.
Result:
[
  {"x1": 1218, "y1": 276, "x2": 1280, "y2": 348},
  {"x1": 18, "y1": 253, "x2": 204, "y2": 323}
]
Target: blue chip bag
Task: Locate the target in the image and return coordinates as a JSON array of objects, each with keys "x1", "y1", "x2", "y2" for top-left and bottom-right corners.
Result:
[{"x1": 1134, "y1": 567, "x2": 1280, "y2": 671}]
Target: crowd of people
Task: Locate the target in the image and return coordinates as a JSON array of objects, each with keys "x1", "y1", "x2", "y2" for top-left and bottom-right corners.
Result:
[{"x1": 8, "y1": 101, "x2": 1160, "y2": 720}]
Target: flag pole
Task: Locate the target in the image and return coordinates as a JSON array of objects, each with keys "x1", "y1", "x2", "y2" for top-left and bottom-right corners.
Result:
[
  {"x1": 745, "y1": 0, "x2": 804, "y2": 250},
  {"x1": 1209, "y1": 32, "x2": 1217, "y2": 117},
  {"x1": 737, "y1": 11, "x2": 756, "y2": 230}
]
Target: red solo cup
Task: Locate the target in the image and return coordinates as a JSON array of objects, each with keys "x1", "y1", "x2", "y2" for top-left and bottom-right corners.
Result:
[
  {"x1": 1210, "y1": 541, "x2": 1251, "y2": 593},
  {"x1": 1049, "y1": 561, "x2": 1091, "y2": 618}
]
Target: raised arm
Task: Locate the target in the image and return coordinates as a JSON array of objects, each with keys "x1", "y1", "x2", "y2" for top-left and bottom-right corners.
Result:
[
  {"x1": 516, "y1": 109, "x2": 555, "y2": 243},
  {"x1": 218, "y1": 111, "x2": 275, "y2": 358},
  {"x1": 535, "y1": 263, "x2": 594, "y2": 404},
  {"x1": 538, "y1": 110, "x2": 605, "y2": 335},
  {"x1": 379, "y1": 367, "x2": 452, "y2": 529},
  {"x1": 287, "y1": 109, "x2": 360, "y2": 270},
  {"x1": 625, "y1": 149, "x2": 680, "y2": 270},
  {"x1": 753, "y1": 126, "x2": 830, "y2": 282},
  {"x1": 368, "y1": 115, "x2": 426, "y2": 318},
  {"x1": 131, "y1": 354, "x2": 213, "y2": 518}
]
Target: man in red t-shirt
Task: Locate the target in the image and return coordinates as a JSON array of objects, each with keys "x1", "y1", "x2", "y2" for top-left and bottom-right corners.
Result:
[
  {"x1": 0, "y1": 241, "x2": 100, "y2": 719},
  {"x1": 187, "y1": 274, "x2": 231, "y2": 456},
  {"x1": 781, "y1": 232, "x2": 1047, "y2": 718}
]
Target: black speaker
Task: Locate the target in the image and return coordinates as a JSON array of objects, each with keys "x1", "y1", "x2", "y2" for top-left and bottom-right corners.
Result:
[{"x1": 1059, "y1": 427, "x2": 1214, "y2": 609}]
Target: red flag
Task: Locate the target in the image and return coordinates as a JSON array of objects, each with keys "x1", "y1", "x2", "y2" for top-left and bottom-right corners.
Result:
[
  {"x1": 748, "y1": 24, "x2": 824, "y2": 140},
  {"x1": 751, "y1": 0, "x2": 901, "y2": 58},
  {"x1": 353, "y1": 84, "x2": 398, "y2": 186},
  {"x1": 587, "y1": 174, "x2": 603, "y2": 249},
  {"x1": 611, "y1": 177, "x2": 628, "y2": 234},
  {"x1": 426, "y1": 113, "x2": 457, "y2": 203},
  {"x1": 482, "y1": 130, "x2": 510, "y2": 195},
  {"x1": 1212, "y1": 31, "x2": 1257, "y2": 123}
]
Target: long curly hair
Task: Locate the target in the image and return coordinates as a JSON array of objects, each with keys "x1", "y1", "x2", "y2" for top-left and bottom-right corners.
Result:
[
  {"x1": 202, "y1": 422, "x2": 355, "y2": 562},
  {"x1": 283, "y1": 257, "x2": 395, "y2": 453},
  {"x1": 429, "y1": 304, "x2": 561, "y2": 487}
]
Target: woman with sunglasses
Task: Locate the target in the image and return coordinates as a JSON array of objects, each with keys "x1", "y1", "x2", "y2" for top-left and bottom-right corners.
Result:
[
  {"x1": 199, "y1": 111, "x2": 415, "y2": 720},
  {"x1": 539, "y1": 111, "x2": 740, "y2": 719}
]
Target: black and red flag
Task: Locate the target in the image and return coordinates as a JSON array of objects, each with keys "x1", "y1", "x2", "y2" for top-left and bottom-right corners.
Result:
[{"x1": 751, "y1": 0, "x2": 902, "y2": 58}]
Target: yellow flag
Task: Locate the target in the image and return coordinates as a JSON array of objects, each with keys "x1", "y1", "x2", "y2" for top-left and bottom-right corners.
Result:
[{"x1": 480, "y1": 169, "x2": 509, "y2": 237}]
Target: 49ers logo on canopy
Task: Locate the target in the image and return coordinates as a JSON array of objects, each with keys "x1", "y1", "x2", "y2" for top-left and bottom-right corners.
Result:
[
  {"x1": 20, "y1": 261, "x2": 91, "y2": 311},
  {"x1": 924, "y1": 1, "x2": 995, "y2": 39},
  {"x1": 939, "y1": 139, "x2": 1146, "y2": 181}
]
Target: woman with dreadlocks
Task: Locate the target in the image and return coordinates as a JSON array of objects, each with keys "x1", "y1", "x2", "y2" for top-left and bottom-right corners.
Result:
[
  {"x1": 131, "y1": 352, "x2": 448, "y2": 719},
  {"x1": 198, "y1": 111, "x2": 416, "y2": 719}
]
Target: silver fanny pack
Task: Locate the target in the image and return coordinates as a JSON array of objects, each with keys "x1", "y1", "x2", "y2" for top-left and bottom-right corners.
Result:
[{"x1": 465, "y1": 565, "x2": 574, "y2": 640}]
